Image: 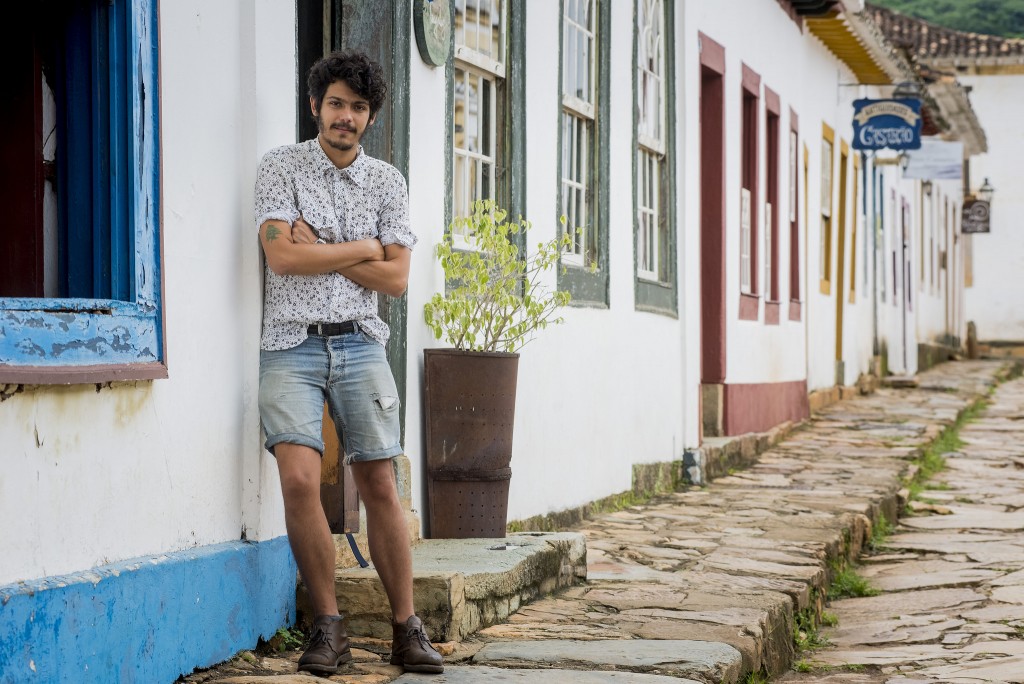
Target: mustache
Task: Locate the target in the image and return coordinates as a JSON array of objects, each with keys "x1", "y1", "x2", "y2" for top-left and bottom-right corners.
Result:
[{"x1": 331, "y1": 124, "x2": 356, "y2": 132}]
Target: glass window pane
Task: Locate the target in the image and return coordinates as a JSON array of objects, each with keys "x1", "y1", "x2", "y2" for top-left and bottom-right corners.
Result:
[
  {"x1": 454, "y1": 153, "x2": 467, "y2": 218},
  {"x1": 455, "y1": 0, "x2": 466, "y2": 48},
  {"x1": 481, "y1": 75, "x2": 491, "y2": 156},
  {"x1": 491, "y1": 0, "x2": 503, "y2": 62}
]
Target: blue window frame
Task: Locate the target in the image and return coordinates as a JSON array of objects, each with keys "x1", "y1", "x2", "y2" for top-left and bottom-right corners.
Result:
[{"x1": 0, "y1": 0, "x2": 163, "y2": 383}]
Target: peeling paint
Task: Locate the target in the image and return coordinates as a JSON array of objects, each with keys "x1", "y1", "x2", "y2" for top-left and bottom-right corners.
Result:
[{"x1": 16, "y1": 341, "x2": 46, "y2": 358}]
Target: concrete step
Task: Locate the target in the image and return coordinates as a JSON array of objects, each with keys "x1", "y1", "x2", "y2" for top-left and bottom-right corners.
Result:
[{"x1": 299, "y1": 532, "x2": 586, "y2": 643}]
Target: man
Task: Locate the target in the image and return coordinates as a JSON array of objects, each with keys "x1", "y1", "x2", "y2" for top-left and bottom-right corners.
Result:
[{"x1": 254, "y1": 49, "x2": 443, "y2": 676}]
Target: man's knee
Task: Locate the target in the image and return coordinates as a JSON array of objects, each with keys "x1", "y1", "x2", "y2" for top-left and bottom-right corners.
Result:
[
  {"x1": 353, "y1": 460, "x2": 398, "y2": 502},
  {"x1": 276, "y1": 444, "x2": 323, "y2": 502}
]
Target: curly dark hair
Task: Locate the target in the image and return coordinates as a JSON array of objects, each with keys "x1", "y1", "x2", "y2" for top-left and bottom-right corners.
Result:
[{"x1": 307, "y1": 50, "x2": 388, "y2": 118}]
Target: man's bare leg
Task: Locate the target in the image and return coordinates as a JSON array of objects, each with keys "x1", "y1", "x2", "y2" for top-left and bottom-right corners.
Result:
[
  {"x1": 275, "y1": 443, "x2": 339, "y2": 617},
  {"x1": 351, "y1": 458, "x2": 414, "y2": 622}
]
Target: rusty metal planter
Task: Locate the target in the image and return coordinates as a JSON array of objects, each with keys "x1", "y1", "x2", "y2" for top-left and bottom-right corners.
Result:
[{"x1": 423, "y1": 349, "x2": 519, "y2": 538}]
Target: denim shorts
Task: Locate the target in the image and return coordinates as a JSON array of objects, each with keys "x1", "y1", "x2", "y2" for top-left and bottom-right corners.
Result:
[{"x1": 258, "y1": 330, "x2": 403, "y2": 464}]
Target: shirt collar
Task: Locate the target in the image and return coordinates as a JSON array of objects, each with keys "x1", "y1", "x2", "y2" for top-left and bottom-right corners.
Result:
[
  {"x1": 343, "y1": 147, "x2": 369, "y2": 188},
  {"x1": 309, "y1": 138, "x2": 369, "y2": 187}
]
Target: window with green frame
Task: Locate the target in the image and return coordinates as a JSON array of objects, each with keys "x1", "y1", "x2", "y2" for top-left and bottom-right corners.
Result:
[
  {"x1": 557, "y1": 0, "x2": 609, "y2": 306},
  {"x1": 633, "y1": 0, "x2": 677, "y2": 315},
  {"x1": 448, "y1": 0, "x2": 526, "y2": 231}
]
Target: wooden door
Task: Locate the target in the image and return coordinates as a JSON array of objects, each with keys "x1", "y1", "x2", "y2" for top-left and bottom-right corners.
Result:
[{"x1": 296, "y1": 0, "x2": 410, "y2": 533}]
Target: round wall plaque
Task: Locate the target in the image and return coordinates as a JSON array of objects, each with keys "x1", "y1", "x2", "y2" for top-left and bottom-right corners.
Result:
[{"x1": 414, "y1": 0, "x2": 451, "y2": 68}]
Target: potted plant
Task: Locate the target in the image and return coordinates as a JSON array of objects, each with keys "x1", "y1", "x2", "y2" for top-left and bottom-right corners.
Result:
[{"x1": 422, "y1": 199, "x2": 573, "y2": 538}]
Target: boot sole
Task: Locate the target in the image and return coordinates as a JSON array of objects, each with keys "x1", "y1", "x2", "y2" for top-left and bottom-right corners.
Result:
[
  {"x1": 298, "y1": 651, "x2": 353, "y2": 674},
  {"x1": 402, "y1": 663, "x2": 445, "y2": 674},
  {"x1": 389, "y1": 659, "x2": 442, "y2": 675}
]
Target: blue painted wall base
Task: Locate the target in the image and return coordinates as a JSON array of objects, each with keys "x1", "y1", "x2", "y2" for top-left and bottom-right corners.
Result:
[{"x1": 0, "y1": 537, "x2": 296, "y2": 684}]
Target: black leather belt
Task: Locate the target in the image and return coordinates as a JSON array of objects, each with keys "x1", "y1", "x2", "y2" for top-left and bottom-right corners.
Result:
[{"x1": 307, "y1": 321, "x2": 358, "y2": 336}]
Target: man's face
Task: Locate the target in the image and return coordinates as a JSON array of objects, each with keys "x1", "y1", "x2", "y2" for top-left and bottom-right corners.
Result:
[{"x1": 312, "y1": 80, "x2": 375, "y2": 152}]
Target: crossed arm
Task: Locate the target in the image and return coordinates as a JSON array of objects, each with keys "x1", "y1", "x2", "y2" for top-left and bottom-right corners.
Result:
[{"x1": 259, "y1": 218, "x2": 411, "y2": 297}]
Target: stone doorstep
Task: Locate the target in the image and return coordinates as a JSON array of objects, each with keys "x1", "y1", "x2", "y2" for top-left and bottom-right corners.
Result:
[{"x1": 298, "y1": 532, "x2": 587, "y2": 644}]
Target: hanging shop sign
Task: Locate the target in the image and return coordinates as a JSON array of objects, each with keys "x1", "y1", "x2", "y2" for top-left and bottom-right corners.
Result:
[
  {"x1": 852, "y1": 98, "x2": 922, "y2": 151},
  {"x1": 902, "y1": 139, "x2": 963, "y2": 180},
  {"x1": 961, "y1": 199, "x2": 990, "y2": 234}
]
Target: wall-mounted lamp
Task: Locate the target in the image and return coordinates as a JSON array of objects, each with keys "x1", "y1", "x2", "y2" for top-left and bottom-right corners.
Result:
[
  {"x1": 978, "y1": 177, "x2": 995, "y2": 203},
  {"x1": 892, "y1": 81, "x2": 922, "y2": 100}
]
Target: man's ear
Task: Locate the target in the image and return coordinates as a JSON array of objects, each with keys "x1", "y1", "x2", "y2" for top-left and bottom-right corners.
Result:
[
  {"x1": 368, "y1": 114, "x2": 377, "y2": 127},
  {"x1": 309, "y1": 97, "x2": 318, "y2": 118}
]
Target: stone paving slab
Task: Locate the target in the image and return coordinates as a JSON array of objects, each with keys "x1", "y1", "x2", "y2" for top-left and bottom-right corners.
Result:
[
  {"x1": 392, "y1": 666, "x2": 702, "y2": 683},
  {"x1": 472, "y1": 639, "x2": 743, "y2": 682}
]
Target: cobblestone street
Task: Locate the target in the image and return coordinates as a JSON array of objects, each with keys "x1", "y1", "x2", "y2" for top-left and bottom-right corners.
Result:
[
  {"x1": 181, "y1": 359, "x2": 1023, "y2": 684},
  {"x1": 779, "y1": 369, "x2": 1024, "y2": 683}
]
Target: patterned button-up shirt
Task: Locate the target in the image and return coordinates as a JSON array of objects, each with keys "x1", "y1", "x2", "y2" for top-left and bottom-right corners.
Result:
[{"x1": 254, "y1": 140, "x2": 416, "y2": 351}]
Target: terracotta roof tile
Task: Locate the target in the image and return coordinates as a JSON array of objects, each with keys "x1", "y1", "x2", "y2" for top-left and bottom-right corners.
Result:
[{"x1": 866, "y1": 3, "x2": 1024, "y2": 60}]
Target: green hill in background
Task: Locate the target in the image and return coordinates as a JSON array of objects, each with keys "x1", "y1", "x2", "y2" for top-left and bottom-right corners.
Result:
[{"x1": 869, "y1": 0, "x2": 1024, "y2": 39}]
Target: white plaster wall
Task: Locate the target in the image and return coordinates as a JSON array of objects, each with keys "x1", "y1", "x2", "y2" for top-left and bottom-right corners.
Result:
[
  {"x1": 681, "y1": 1, "x2": 887, "y2": 392},
  {"x1": 404, "y1": 0, "x2": 688, "y2": 523},
  {"x1": 403, "y1": 16, "x2": 450, "y2": 529},
  {"x1": 913, "y1": 180, "x2": 962, "y2": 346},
  {"x1": 961, "y1": 74, "x2": 1024, "y2": 342},
  {"x1": 0, "y1": 0, "x2": 291, "y2": 586},
  {"x1": 683, "y1": 1, "x2": 809, "y2": 386},
  {"x1": 876, "y1": 171, "x2": 919, "y2": 375},
  {"x1": 846, "y1": 149, "x2": 876, "y2": 385}
]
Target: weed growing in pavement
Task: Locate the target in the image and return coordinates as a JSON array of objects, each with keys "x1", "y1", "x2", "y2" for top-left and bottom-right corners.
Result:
[
  {"x1": 743, "y1": 670, "x2": 771, "y2": 684},
  {"x1": 903, "y1": 397, "x2": 987, "y2": 512},
  {"x1": 828, "y1": 562, "x2": 880, "y2": 600},
  {"x1": 1004, "y1": 360, "x2": 1023, "y2": 382},
  {"x1": 820, "y1": 610, "x2": 839, "y2": 627},
  {"x1": 793, "y1": 659, "x2": 814, "y2": 672},
  {"x1": 869, "y1": 513, "x2": 894, "y2": 550},
  {"x1": 257, "y1": 626, "x2": 306, "y2": 654},
  {"x1": 794, "y1": 607, "x2": 832, "y2": 651}
]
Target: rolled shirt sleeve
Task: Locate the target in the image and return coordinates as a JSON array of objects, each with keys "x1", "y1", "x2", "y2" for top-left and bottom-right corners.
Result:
[
  {"x1": 254, "y1": 150, "x2": 301, "y2": 230},
  {"x1": 376, "y1": 168, "x2": 417, "y2": 250}
]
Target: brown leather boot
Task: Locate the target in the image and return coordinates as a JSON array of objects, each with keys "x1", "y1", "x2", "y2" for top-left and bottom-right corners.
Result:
[
  {"x1": 390, "y1": 615, "x2": 444, "y2": 673},
  {"x1": 298, "y1": 615, "x2": 352, "y2": 674}
]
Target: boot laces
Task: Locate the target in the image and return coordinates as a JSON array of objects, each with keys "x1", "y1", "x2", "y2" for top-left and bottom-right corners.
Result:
[
  {"x1": 405, "y1": 624, "x2": 432, "y2": 650},
  {"x1": 309, "y1": 626, "x2": 333, "y2": 652}
]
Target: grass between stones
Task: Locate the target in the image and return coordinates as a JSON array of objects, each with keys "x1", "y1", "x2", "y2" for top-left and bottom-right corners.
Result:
[
  {"x1": 903, "y1": 396, "x2": 987, "y2": 511},
  {"x1": 869, "y1": 513, "x2": 895, "y2": 551},
  {"x1": 827, "y1": 561, "x2": 880, "y2": 601}
]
